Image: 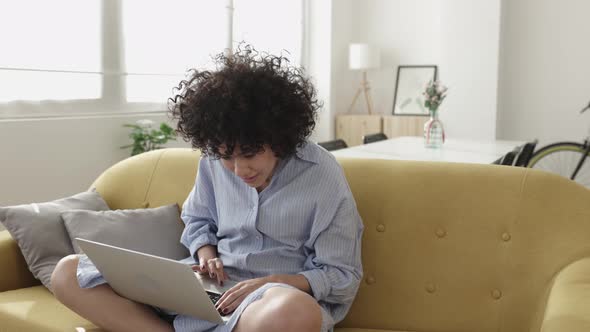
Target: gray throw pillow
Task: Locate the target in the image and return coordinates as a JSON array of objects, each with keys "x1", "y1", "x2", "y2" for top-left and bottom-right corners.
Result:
[
  {"x1": 0, "y1": 190, "x2": 110, "y2": 290},
  {"x1": 62, "y1": 204, "x2": 189, "y2": 260}
]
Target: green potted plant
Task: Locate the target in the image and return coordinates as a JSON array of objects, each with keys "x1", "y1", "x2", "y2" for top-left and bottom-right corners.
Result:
[{"x1": 121, "y1": 119, "x2": 177, "y2": 156}]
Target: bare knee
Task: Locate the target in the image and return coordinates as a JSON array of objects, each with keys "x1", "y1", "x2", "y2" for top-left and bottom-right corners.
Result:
[
  {"x1": 247, "y1": 287, "x2": 323, "y2": 332},
  {"x1": 272, "y1": 290, "x2": 322, "y2": 331},
  {"x1": 50, "y1": 254, "x2": 80, "y2": 301}
]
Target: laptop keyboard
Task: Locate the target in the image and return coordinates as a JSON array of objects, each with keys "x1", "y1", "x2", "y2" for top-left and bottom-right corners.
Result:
[
  {"x1": 206, "y1": 291, "x2": 230, "y2": 316},
  {"x1": 206, "y1": 291, "x2": 222, "y2": 305}
]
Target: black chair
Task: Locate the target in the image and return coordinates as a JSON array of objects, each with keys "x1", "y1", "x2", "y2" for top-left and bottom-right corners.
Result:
[
  {"x1": 493, "y1": 148, "x2": 518, "y2": 166},
  {"x1": 514, "y1": 140, "x2": 538, "y2": 167},
  {"x1": 318, "y1": 139, "x2": 348, "y2": 151},
  {"x1": 362, "y1": 133, "x2": 388, "y2": 144},
  {"x1": 502, "y1": 150, "x2": 518, "y2": 165}
]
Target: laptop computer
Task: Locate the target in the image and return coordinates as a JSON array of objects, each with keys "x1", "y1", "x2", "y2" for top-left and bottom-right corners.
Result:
[{"x1": 75, "y1": 238, "x2": 237, "y2": 324}]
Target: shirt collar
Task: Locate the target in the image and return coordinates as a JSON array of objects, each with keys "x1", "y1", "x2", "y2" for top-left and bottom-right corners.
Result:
[{"x1": 294, "y1": 141, "x2": 320, "y2": 165}]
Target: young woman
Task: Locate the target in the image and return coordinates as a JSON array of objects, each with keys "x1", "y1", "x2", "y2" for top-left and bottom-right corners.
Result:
[{"x1": 51, "y1": 45, "x2": 364, "y2": 332}]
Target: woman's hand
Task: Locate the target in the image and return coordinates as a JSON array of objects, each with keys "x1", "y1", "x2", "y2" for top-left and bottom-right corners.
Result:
[
  {"x1": 215, "y1": 277, "x2": 270, "y2": 315},
  {"x1": 192, "y1": 245, "x2": 227, "y2": 285}
]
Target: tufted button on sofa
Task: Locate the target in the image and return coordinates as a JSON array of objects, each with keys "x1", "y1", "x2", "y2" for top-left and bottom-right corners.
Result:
[{"x1": 1, "y1": 148, "x2": 590, "y2": 332}]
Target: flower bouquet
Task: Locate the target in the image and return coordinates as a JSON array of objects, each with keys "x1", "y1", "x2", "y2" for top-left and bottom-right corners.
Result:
[{"x1": 422, "y1": 80, "x2": 448, "y2": 148}]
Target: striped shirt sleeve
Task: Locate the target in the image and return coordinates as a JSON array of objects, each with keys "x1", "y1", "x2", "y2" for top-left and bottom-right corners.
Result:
[
  {"x1": 180, "y1": 158, "x2": 219, "y2": 260},
  {"x1": 299, "y1": 193, "x2": 364, "y2": 304}
]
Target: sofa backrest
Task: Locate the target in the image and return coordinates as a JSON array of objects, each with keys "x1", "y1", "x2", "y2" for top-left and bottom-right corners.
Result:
[
  {"x1": 92, "y1": 148, "x2": 590, "y2": 332},
  {"x1": 91, "y1": 148, "x2": 200, "y2": 210},
  {"x1": 337, "y1": 157, "x2": 590, "y2": 332}
]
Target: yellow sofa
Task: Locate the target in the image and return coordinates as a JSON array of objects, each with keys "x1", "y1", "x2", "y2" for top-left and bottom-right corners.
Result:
[{"x1": 1, "y1": 148, "x2": 590, "y2": 332}]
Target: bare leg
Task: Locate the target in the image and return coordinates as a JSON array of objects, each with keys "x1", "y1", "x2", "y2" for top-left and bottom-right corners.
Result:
[
  {"x1": 51, "y1": 255, "x2": 173, "y2": 332},
  {"x1": 233, "y1": 287, "x2": 323, "y2": 332}
]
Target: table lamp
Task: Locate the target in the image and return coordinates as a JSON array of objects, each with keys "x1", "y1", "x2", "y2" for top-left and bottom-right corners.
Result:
[{"x1": 348, "y1": 43, "x2": 380, "y2": 114}]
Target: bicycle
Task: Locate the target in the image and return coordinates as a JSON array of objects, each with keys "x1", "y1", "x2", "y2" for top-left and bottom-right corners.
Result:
[{"x1": 527, "y1": 101, "x2": 590, "y2": 188}]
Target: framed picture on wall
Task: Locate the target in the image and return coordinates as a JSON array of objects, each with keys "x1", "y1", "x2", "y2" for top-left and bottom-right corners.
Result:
[{"x1": 392, "y1": 65, "x2": 438, "y2": 116}]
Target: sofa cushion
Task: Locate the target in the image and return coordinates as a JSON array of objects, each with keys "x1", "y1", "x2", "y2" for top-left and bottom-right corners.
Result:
[
  {"x1": 334, "y1": 328, "x2": 410, "y2": 332},
  {"x1": 0, "y1": 191, "x2": 109, "y2": 291},
  {"x1": 335, "y1": 329, "x2": 412, "y2": 332},
  {"x1": 0, "y1": 287, "x2": 410, "y2": 332},
  {"x1": 61, "y1": 204, "x2": 189, "y2": 260},
  {"x1": 0, "y1": 286, "x2": 102, "y2": 332}
]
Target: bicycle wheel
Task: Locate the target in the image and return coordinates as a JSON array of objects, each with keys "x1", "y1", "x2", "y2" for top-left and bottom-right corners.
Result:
[{"x1": 527, "y1": 142, "x2": 590, "y2": 188}]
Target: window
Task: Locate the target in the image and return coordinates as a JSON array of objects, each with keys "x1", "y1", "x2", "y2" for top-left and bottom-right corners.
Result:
[
  {"x1": 233, "y1": 0, "x2": 303, "y2": 65},
  {"x1": 0, "y1": 0, "x2": 101, "y2": 102},
  {"x1": 0, "y1": 0, "x2": 304, "y2": 118},
  {"x1": 122, "y1": 0, "x2": 227, "y2": 103}
]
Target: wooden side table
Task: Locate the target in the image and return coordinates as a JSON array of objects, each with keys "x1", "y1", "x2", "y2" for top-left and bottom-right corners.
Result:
[
  {"x1": 335, "y1": 114, "x2": 382, "y2": 147},
  {"x1": 335, "y1": 114, "x2": 427, "y2": 147},
  {"x1": 382, "y1": 115, "x2": 426, "y2": 139}
]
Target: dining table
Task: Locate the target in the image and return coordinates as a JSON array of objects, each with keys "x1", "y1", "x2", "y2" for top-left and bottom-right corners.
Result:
[{"x1": 331, "y1": 136, "x2": 526, "y2": 165}]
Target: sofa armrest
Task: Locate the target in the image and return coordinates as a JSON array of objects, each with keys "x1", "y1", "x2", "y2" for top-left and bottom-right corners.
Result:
[
  {"x1": 540, "y1": 257, "x2": 590, "y2": 332},
  {"x1": 0, "y1": 230, "x2": 39, "y2": 292}
]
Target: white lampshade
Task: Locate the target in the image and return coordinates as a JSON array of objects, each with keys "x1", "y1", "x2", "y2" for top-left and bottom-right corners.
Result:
[{"x1": 349, "y1": 43, "x2": 381, "y2": 70}]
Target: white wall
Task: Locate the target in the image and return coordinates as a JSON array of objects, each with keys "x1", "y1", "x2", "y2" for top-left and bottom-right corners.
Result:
[
  {"x1": 439, "y1": 0, "x2": 501, "y2": 140},
  {"x1": 351, "y1": 0, "x2": 441, "y2": 116},
  {"x1": 307, "y1": 0, "x2": 359, "y2": 143},
  {"x1": 497, "y1": 0, "x2": 590, "y2": 145},
  {"x1": 306, "y1": 0, "x2": 334, "y2": 143},
  {"x1": 330, "y1": 0, "x2": 501, "y2": 141},
  {"x1": 329, "y1": 0, "x2": 358, "y2": 128},
  {"x1": 328, "y1": 0, "x2": 589, "y2": 145},
  {"x1": 0, "y1": 113, "x2": 189, "y2": 205}
]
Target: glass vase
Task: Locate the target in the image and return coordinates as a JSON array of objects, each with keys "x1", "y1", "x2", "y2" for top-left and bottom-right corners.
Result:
[{"x1": 424, "y1": 110, "x2": 445, "y2": 148}]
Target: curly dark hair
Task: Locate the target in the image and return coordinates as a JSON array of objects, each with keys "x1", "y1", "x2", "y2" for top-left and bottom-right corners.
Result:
[{"x1": 168, "y1": 45, "x2": 320, "y2": 159}]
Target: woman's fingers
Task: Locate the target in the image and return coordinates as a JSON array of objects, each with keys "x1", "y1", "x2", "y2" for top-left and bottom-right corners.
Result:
[
  {"x1": 216, "y1": 277, "x2": 267, "y2": 314},
  {"x1": 207, "y1": 258, "x2": 227, "y2": 285},
  {"x1": 194, "y1": 257, "x2": 227, "y2": 284},
  {"x1": 207, "y1": 259, "x2": 216, "y2": 278},
  {"x1": 192, "y1": 264, "x2": 206, "y2": 274},
  {"x1": 195, "y1": 256, "x2": 215, "y2": 275},
  {"x1": 214, "y1": 259, "x2": 226, "y2": 285},
  {"x1": 216, "y1": 284, "x2": 246, "y2": 313},
  {"x1": 222, "y1": 293, "x2": 247, "y2": 314}
]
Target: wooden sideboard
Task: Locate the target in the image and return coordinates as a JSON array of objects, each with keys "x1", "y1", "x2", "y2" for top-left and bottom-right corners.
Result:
[
  {"x1": 336, "y1": 114, "x2": 427, "y2": 147},
  {"x1": 335, "y1": 114, "x2": 382, "y2": 147}
]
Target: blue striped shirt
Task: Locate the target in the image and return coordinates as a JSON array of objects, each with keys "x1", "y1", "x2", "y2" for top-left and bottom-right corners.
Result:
[{"x1": 180, "y1": 141, "x2": 364, "y2": 326}]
